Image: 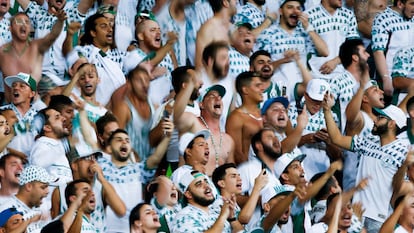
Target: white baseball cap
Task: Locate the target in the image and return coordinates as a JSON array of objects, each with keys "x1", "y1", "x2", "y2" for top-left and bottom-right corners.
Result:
[
  {"x1": 19, "y1": 165, "x2": 58, "y2": 186},
  {"x1": 261, "y1": 185, "x2": 295, "y2": 207},
  {"x1": 274, "y1": 152, "x2": 306, "y2": 179},
  {"x1": 374, "y1": 105, "x2": 407, "y2": 129},
  {"x1": 306, "y1": 79, "x2": 330, "y2": 101},
  {"x1": 179, "y1": 130, "x2": 210, "y2": 155},
  {"x1": 177, "y1": 170, "x2": 208, "y2": 193}
]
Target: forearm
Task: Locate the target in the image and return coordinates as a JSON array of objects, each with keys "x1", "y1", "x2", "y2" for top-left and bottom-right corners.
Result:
[
  {"x1": 102, "y1": 180, "x2": 126, "y2": 216},
  {"x1": 150, "y1": 44, "x2": 174, "y2": 67},
  {"x1": 282, "y1": 129, "x2": 303, "y2": 153},
  {"x1": 173, "y1": 83, "x2": 194, "y2": 124},
  {"x1": 393, "y1": 77, "x2": 414, "y2": 91},
  {"x1": 60, "y1": 202, "x2": 79, "y2": 233},
  {"x1": 263, "y1": 194, "x2": 295, "y2": 231},
  {"x1": 238, "y1": 188, "x2": 261, "y2": 224},
  {"x1": 146, "y1": 135, "x2": 170, "y2": 169},
  {"x1": 251, "y1": 18, "x2": 272, "y2": 37},
  {"x1": 323, "y1": 109, "x2": 351, "y2": 149},
  {"x1": 373, "y1": 51, "x2": 389, "y2": 79},
  {"x1": 67, "y1": 211, "x2": 83, "y2": 233},
  {"x1": 308, "y1": 31, "x2": 329, "y2": 57},
  {"x1": 379, "y1": 203, "x2": 404, "y2": 233},
  {"x1": 62, "y1": 33, "x2": 75, "y2": 57}
]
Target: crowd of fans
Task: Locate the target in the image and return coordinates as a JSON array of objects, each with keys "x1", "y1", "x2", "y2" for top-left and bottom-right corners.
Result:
[{"x1": 0, "y1": 0, "x2": 414, "y2": 232}]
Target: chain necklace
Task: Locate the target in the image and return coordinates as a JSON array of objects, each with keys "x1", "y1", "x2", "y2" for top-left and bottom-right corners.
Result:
[
  {"x1": 242, "y1": 107, "x2": 263, "y2": 121},
  {"x1": 199, "y1": 116, "x2": 222, "y2": 168}
]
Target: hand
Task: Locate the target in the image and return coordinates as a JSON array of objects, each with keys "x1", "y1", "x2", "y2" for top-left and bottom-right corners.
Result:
[
  {"x1": 265, "y1": 10, "x2": 278, "y2": 23},
  {"x1": 71, "y1": 94, "x2": 85, "y2": 110},
  {"x1": 166, "y1": 31, "x2": 178, "y2": 45},
  {"x1": 253, "y1": 169, "x2": 269, "y2": 192},
  {"x1": 283, "y1": 50, "x2": 299, "y2": 63},
  {"x1": 298, "y1": 12, "x2": 310, "y2": 30},
  {"x1": 294, "y1": 182, "x2": 307, "y2": 200},
  {"x1": 66, "y1": 22, "x2": 82, "y2": 36},
  {"x1": 322, "y1": 91, "x2": 335, "y2": 110},
  {"x1": 50, "y1": 8, "x2": 67, "y2": 22},
  {"x1": 221, "y1": 196, "x2": 236, "y2": 219},
  {"x1": 301, "y1": 133, "x2": 318, "y2": 144},
  {"x1": 89, "y1": 161, "x2": 105, "y2": 182},
  {"x1": 73, "y1": 189, "x2": 88, "y2": 210},
  {"x1": 356, "y1": 177, "x2": 369, "y2": 191},
  {"x1": 161, "y1": 118, "x2": 174, "y2": 137},
  {"x1": 187, "y1": 69, "x2": 202, "y2": 89},
  {"x1": 328, "y1": 159, "x2": 343, "y2": 173},
  {"x1": 313, "y1": 129, "x2": 330, "y2": 143},
  {"x1": 319, "y1": 58, "x2": 339, "y2": 74},
  {"x1": 296, "y1": 105, "x2": 308, "y2": 130},
  {"x1": 352, "y1": 202, "x2": 365, "y2": 221}
]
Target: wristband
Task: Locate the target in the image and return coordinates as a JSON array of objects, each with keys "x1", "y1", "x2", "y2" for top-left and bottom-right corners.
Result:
[
  {"x1": 227, "y1": 217, "x2": 237, "y2": 223},
  {"x1": 382, "y1": 74, "x2": 391, "y2": 79},
  {"x1": 306, "y1": 24, "x2": 314, "y2": 33}
]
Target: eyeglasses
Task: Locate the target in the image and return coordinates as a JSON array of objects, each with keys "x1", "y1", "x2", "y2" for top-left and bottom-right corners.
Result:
[{"x1": 14, "y1": 18, "x2": 30, "y2": 26}]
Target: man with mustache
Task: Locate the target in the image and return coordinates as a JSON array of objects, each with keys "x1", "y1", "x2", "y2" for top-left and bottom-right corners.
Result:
[
  {"x1": 323, "y1": 93, "x2": 410, "y2": 233},
  {"x1": 0, "y1": 165, "x2": 56, "y2": 233},
  {"x1": 98, "y1": 129, "x2": 172, "y2": 233},
  {"x1": 199, "y1": 41, "x2": 234, "y2": 127},
  {"x1": 255, "y1": 0, "x2": 327, "y2": 103},
  {"x1": 330, "y1": 39, "x2": 371, "y2": 133},
  {"x1": 236, "y1": 127, "x2": 283, "y2": 229},
  {"x1": 70, "y1": 13, "x2": 126, "y2": 106},
  {"x1": 172, "y1": 169, "x2": 242, "y2": 233},
  {"x1": 250, "y1": 50, "x2": 311, "y2": 107},
  {"x1": 173, "y1": 66, "x2": 235, "y2": 176}
]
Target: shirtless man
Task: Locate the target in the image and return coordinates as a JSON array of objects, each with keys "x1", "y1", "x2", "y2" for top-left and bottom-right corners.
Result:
[
  {"x1": 194, "y1": 0, "x2": 237, "y2": 69},
  {"x1": 226, "y1": 71, "x2": 265, "y2": 165},
  {"x1": 0, "y1": 11, "x2": 66, "y2": 101},
  {"x1": 111, "y1": 66, "x2": 156, "y2": 161},
  {"x1": 174, "y1": 69, "x2": 234, "y2": 176}
]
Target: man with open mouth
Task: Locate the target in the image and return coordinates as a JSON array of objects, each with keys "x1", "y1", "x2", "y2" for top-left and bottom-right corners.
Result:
[{"x1": 98, "y1": 128, "x2": 172, "y2": 233}]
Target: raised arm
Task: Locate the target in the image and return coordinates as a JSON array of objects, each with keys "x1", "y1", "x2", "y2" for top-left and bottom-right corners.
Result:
[
  {"x1": 238, "y1": 169, "x2": 268, "y2": 224},
  {"x1": 263, "y1": 185, "x2": 306, "y2": 231},
  {"x1": 323, "y1": 93, "x2": 353, "y2": 149},
  {"x1": 345, "y1": 68, "x2": 369, "y2": 135},
  {"x1": 91, "y1": 162, "x2": 127, "y2": 217},
  {"x1": 173, "y1": 69, "x2": 199, "y2": 133},
  {"x1": 146, "y1": 120, "x2": 173, "y2": 169},
  {"x1": 283, "y1": 106, "x2": 308, "y2": 153},
  {"x1": 77, "y1": 0, "x2": 96, "y2": 15},
  {"x1": 302, "y1": 160, "x2": 343, "y2": 202},
  {"x1": 300, "y1": 13, "x2": 328, "y2": 57},
  {"x1": 373, "y1": 50, "x2": 393, "y2": 96},
  {"x1": 37, "y1": 9, "x2": 67, "y2": 54}
]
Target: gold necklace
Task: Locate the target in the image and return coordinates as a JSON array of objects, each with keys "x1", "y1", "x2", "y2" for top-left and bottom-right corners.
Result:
[{"x1": 242, "y1": 107, "x2": 263, "y2": 121}]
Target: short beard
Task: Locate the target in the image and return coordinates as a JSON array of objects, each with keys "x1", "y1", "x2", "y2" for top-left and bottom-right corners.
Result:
[
  {"x1": 263, "y1": 143, "x2": 281, "y2": 160},
  {"x1": 192, "y1": 193, "x2": 215, "y2": 207},
  {"x1": 114, "y1": 152, "x2": 129, "y2": 162},
  {"x1": 190, "y1": 89, "x2": 199, "y2": 101},
  {"x1": 372, "y1": 123, "x2": 388, "y2": 135},
  {"x1": 212, "y1": 61, "x2": 227, "y2": 79}
]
